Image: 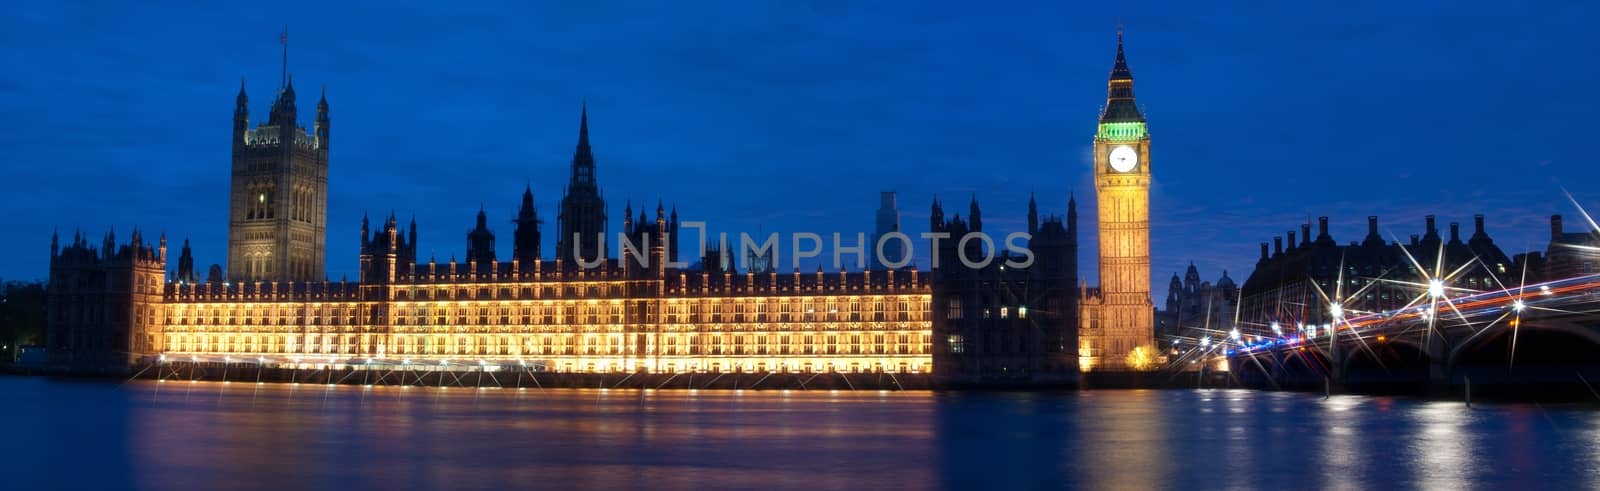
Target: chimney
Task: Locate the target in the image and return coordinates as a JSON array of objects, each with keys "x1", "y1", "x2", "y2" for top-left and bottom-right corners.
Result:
[
  {"x1": 1286, "y1": 231, "x2": 1297, "y2": 251},
  {"x1": 1259, "y1": 242, "x2": 1269, "y2": 261},
  {"x1": 1552, "y1": 215, "x2": 1563, "y2": 240},
  {"x1": 1425, "y1": 215, "x2": 1437, "y2": 235},
  {"x1": 1410, "y1": 234, "x2": 1420, "y2": 246},
  {"x1": 1449, "y1": 222, "x2": 1460, "y2": 243},
  {"x1": 1300, "y1": 223, "x2": 1311, "y2": 247},
  {"x1": 1274, "y1": 236, "x2": 1284, "y2": 256},
  {"x1": 1474, "y1": 214, "x2": 1486, "y2": 236},
  {"x1": 1368, "y1": 216, "x2": 1379, "y2": 236}
]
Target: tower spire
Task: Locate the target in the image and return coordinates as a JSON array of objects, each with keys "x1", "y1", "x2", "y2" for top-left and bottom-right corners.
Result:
[
  {"x1": 578, "y1": 99, "x2": 589, "y2": 149},
  {"x1": 1101, "y1": 26, "x2": 1143, "y2": 124}
]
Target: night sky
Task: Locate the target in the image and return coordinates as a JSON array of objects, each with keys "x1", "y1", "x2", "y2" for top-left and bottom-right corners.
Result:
[{"x1": 3, "y1": 2, "x2": 1597, "y2": 295}]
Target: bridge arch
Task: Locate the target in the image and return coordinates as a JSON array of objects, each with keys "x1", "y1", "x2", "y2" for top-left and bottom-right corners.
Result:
[
  {"x1": 1276, "y1": 346, "x2": 1333, "y2": 389},
  {"x1": 1342, "y1": 337, "x2": 1433, "y2": 392},
  {"x1": 1450, "y1": 319, "x2": 1600, "y2": 370}
]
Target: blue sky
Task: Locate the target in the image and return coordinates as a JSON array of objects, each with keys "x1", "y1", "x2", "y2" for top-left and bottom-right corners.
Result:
[{"x1": 2, "y1": 1, "x2": 1597, "y2": 295}]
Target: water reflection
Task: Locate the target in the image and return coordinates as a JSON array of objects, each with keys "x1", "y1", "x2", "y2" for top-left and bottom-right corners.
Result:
[
  {"x1": 1, "y1": 378, "x2": 1596, "y2": 490},
  {"x1": 1408, "y1": 402, "x2": 1476, "y2": 490}
]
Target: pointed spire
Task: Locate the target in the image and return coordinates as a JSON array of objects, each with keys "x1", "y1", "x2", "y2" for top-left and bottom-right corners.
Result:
[
  {"x1": 1100, "y1": 27, "x2": 1143, "y2": 123},
  {"x1": 1027, "y1": 192, "x2": 1039, "y2": 235},
  {"x1": 1112, "y1": 24, "x2": 1130, "y2": 80},
  {"x1": 578, "y1": 100, "x2": 589, "y2": 149},
  {"x1": 567, "y1": 100, "x2": 597, "y2": 190}
]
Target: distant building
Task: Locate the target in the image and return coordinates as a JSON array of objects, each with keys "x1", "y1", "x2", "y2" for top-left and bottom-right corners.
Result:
[
  {"x1": 1155, "y1": 263, "x2": 1237, "y2": 343},
  {"x1": 871, "y1": 191, "x2": 903, "y2": 270}
]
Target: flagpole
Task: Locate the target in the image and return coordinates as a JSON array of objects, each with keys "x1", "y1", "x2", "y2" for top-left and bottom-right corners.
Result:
[{"x1": 280, "y1": 26, "x2": 288, "y2": 91}]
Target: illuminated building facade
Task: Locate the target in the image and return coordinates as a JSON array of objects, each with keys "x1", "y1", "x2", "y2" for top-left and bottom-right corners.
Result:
[
  {"x1": 42, "y1": 51, "x2": 1107, "y2": 383},
  {"x1": 227, "y1": 77, "x2": 330, "y2": 283},
  {"x1": 47, "y1": 106, "x2": 937, "y2": 375},
  {"x1": 153, "y1": 252, "x2": 935, "y2": 374},
  {"x1": 1080, "y1": 33, "x2": 1155, "y2": 371}
]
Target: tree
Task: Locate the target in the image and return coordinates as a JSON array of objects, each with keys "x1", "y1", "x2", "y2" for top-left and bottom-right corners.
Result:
[
  {"x1": 1124, "y1": 344, "x2": 1159, "y2": 372},
  {"x1": 0, "y1": 280, "x2": 47, "y2": 363}
]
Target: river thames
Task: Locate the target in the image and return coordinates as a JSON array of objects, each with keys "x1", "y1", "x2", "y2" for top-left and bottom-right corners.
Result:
[{"x1": 2, "y1": 377, "x2": 1597, "y2": 490}]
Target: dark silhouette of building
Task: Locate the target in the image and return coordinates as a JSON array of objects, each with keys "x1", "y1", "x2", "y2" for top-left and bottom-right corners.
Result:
[
  {"x1": 513, "y1": 184, "x2": 542, "y2": 265},
  {"x1": 1544, "y1": 214, "x2": 1600, "y2": 280},
  {"x1": 556, "y1": 104, "x2": 607, "y2": 266},
  {"x1": 45, "y1": 228, "x2": 166, "y2": 370},
  {"x1": 466, "y1": 208, "x2": 496, "y2": 265},
  {"x1": 227, "y1": 67, "x2": 330, "y2": 283},
  {"x1": 930, "y1": 195, "x2": 1080, "y2": 385},
  {"x1": 359, "y1": 213, "x2": 418, "y2": 282},
  {"x1": 175, "y1": 239, "x2": 196, "y2": 284},
  {"x1": 1239, "y1": 215, "x2": 1516, "y2": 337}
]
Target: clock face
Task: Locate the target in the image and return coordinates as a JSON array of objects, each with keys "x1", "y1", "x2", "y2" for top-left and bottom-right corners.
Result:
[{"x1": 1109, "y1": 145, "x2": 1139, "y2": 173}]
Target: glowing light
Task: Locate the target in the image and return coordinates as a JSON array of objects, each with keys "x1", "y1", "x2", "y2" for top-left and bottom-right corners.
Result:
[
  {"x1": 1200, "y1": 337, "x2": 1211, "y2": 348},
  {"x1": 1512, "y1": 299, "x2": 1526, "y2": 312},
  {"x1": 1229, "y1": 329, "x2": 1241, "y2": 341},
  {"x1": 1270, "y1": 322, "x2": 1282, "y2": 335},
  {"x1": 1330, "y1": 303, "x2": 1344, "y2": 319},
  {"x1": 1096, "y1": 121, "x2": 1149, "y2": 141},
  {"x1": 1428, "y1": 280, "x2": 1445, "y2": 298}
]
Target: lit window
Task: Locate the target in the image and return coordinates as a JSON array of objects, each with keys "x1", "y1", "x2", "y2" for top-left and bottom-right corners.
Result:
[{"x1": 947, "y1": 335, "x2": 965, "y2": 354}]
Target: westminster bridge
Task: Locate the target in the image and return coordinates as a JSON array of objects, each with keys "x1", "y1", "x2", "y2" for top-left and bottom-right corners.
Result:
[{"x1": 1207, "y1": 273, "x2": 1600, "y2": 396}]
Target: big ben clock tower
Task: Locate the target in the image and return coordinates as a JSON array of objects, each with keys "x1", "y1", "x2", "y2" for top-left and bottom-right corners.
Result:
[{"x1": 1082, "y1": 32, "x2": 1154, "y2": 371}]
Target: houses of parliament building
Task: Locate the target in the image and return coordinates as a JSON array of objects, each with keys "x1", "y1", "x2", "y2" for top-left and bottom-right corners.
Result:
[{"x1": 43, "y1": 37, "x2": 1157, "y2": 384}]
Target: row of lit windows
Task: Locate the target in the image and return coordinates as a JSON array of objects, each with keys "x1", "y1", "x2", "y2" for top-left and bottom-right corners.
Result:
[{"x1": 163, "y1": 332, "x2": 932, "y2": 357}]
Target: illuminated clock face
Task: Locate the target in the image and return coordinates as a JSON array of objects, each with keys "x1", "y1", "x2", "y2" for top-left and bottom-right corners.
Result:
[{"x1": 1109, "y1": 145, "x2": 1139, "y2": 173}]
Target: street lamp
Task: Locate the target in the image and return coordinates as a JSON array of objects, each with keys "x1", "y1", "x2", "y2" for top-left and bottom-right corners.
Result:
[{"x1": 1428, "y1": 279, "x2": 1445, "y2": 299}]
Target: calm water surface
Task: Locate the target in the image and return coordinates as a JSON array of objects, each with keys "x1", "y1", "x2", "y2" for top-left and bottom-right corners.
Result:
[{"x1": 2, "y1": 377, "x2": 1598, "y2": 490}]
